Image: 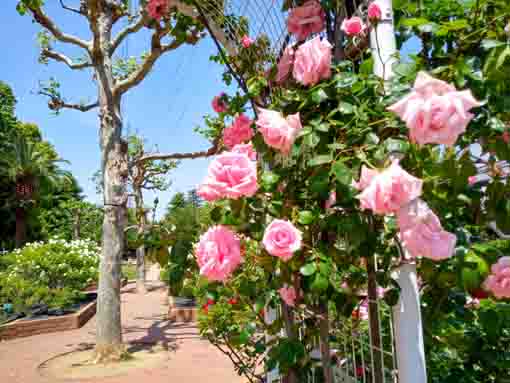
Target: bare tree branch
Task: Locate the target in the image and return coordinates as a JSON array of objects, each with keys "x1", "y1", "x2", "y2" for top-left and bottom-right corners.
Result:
[
  {"x1": 114, "y1": 27, "x2": 201, "y2": 96},
  {"x1": 28, "y1": 6, "x2": 90, "y2": 50},
  {"x1": 39, "y1": 90, "x2": 99, "y2": 112},
  {"x1": 59, "y1": 0, "x2": 84, "y2": 15},
  {"x1": 138, "y1": 138, "x2": 220, "y2": 163},
  {"x1": 110, "y1": 11, "x2": 150, "y2": 55},
  {"x1": 41, "y1": 49, "x2": 92, "y2": 70}
]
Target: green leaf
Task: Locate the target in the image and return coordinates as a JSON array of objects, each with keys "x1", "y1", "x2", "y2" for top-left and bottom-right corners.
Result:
[
  {"x1": 360, "y1": 57, "x2": 374, "y2": 75},
  {"x1": 335, "y1": 73, "x2": 358, "y2": 88},
  {"x1": 311, "y1": 274, "x2": 329, "y2": 292},
  {"x1": 332, "y1": 161, "x2": 352, "y2": 185},
  {"x1": 393, "y1": 62, "x2": 417, "y2": 78},
  {"x1": 402, "y1": 17, "x2": 430, "y2": 27},
  {"x1": 300, "y1": 263, "x2": 317, "y2": 276},
  {"x1": 314, "y1": 122, "x2": 330, "y2": 132},
  {"x1": 262, "y1": 171, "x2": 280, "y2": 189},
  {"x1": 298, "y1": 211, "x2": 315, "y2": 225},
  {"x1": 304, "y1": 132, "x2": 320, "y2": 148},
  {"x1": 308, "y1": 154, "x2": 332, "y2": 166},
  {"x1": 338, "y1": 101, "x2": 355, "y2": 114},
  {"x1": 481, "y1": 39, "x2": 506, "y2": 50},
  {"x1": 489, "y1": 117, "x2": 506, "y2": 133},
  {"x1": 311, "y1": 88, "x2": 329, "y2": 104},
  {"x1": 384, "y1": 138, "x2": 410, "y2": 153},
  {"x1": 210, "y1": 206, "x2": 223, "y2": 222}
]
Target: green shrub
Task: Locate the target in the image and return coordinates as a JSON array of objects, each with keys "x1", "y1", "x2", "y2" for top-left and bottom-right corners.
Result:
[{"x1": 0, "y1": 238, "x2": 99, "y2": 312}]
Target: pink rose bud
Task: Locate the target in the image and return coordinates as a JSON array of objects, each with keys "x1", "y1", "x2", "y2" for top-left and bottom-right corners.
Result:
[
  {"x1": 196, "y1": 226, "x2": 243, "y2": 282},
  {"x1": 263, "y1": 219, "x2": 302, "y2": 261},
  {"x1": 341, "y1": 16, "x2": 366, "y2": 36},
  {"x1": 484, "y1": 257, "x2": 510, "y2": 299},
  {"x1": 388, "y1": 72, "x2": 481, "y2": 147},
  {"x1": 241, "y1": 35, "x2": 255, "y2": 48},
  {"x1": 502, "y1": 131, "x2": 510, "y2": 144},
  {"x1": 368, "y1": 2, "x2": 382, "y2": 22}
]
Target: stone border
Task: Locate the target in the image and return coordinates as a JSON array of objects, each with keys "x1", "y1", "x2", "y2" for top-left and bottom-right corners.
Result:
[{"x1": 0, "y1": 299, "x2": 97, "y2": 341}]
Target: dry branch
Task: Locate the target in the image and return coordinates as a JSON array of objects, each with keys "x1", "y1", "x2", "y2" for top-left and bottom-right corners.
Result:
[{"x1": 41, "y1": 49, "x2": 92, "y2": 70}]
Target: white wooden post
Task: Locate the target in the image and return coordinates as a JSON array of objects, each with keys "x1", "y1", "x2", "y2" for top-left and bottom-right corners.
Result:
[
  {"x1": 369, "y1": 0, "x2": 398, "y2": 81},
  {"x1": 391, "y1": 262, "x2": 428, "y2": 383},
  {"x1": 369, "y1": 2, "x2": 427, "y2": 382}
]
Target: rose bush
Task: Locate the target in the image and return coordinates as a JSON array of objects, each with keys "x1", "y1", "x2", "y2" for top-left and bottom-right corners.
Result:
[{"x1": 193, "y1": 0, "x2": 510, "y2": 381}]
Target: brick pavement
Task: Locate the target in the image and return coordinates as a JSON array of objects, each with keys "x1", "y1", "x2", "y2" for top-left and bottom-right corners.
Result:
[{"x1": 0, "y1": 283, "x2": 245, "y2": 383}]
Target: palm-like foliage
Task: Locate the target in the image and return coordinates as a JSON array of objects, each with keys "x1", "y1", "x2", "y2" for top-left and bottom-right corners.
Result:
[{"x1": 0, "y1": 134, "x2": 71, "y2": 247}]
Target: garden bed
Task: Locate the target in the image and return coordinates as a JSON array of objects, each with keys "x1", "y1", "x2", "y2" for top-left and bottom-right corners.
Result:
[
  {"x1": 0, "y1": 293, "x2": 97, "y2": 341},
  {"x1": 168, "y1": 296, "x2": 197, "y2": 323}
]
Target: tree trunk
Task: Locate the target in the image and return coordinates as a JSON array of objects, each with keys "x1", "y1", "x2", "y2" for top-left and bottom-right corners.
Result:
[
  {"x1": 134, "y1": 187, "x2": 147, "y2": 294},
  {"x1": 319, "y1": 301, "x2": 334, "y2": 383},
  {"x1": 94, "y1": 6, "x2": 128, "y2": 363},
  {"x1": 15, "y1": 207, "x2": 26, "y2": 248}
]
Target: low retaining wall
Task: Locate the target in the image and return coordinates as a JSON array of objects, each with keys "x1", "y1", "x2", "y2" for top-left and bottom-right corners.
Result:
[
  {"x1": 0, "y1": 300, "x2": 97, "y2": 341},
  {"x1": 167, "y1": 296, "x2": 198, "y2": 323}
]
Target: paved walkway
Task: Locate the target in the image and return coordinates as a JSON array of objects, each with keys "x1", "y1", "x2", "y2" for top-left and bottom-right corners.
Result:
[{"x1": 0, "y1": 283, "x2": 245, "y2": 383}]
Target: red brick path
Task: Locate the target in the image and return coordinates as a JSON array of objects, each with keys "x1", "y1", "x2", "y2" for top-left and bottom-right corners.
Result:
[{"x1": 0, "y1": 283, "x2": 245, "y2": 383}]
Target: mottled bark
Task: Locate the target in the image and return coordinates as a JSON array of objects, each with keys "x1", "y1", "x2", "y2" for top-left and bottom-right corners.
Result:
[
  {"x1": 134, "y1": 187, "x2": 147, "y2": 294},
  {"x1": 94, "y1": 3, "x2": 128, "y2": 363}
]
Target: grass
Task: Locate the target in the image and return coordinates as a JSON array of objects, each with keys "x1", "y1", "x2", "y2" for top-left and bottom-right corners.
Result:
[{"x1": 121, "y1": 263, "x2": 137, "y2": 281}]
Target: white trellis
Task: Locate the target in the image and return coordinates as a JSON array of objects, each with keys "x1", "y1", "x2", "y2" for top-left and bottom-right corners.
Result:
[{"x1": 193, "y1": 1, "x2": 428, "y2": 382}]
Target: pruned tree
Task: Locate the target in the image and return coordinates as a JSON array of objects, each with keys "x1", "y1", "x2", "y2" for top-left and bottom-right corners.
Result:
[
  {"x1": 14, "y1": 0, "x2": 220, "y2": 362},
  {"x1": 126, "y1": 134, "x2": 177, "y2": 294}
]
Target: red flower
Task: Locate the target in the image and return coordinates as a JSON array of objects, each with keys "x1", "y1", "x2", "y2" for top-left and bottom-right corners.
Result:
[
  {"x1": 471, "y1": 288, "x2": 489, "y2": 299},
  {"x1": 207, "y1": 299, "x2": 215, "y2": 306},
  {"x1": 356, "y1": 366, "x2": 364, "y2": 377},
  {"x1": 228, "y1": 298, "x2": 238, "y2": 305},
  {"x1": 202, "y1": 304, "x2": 209, "y2": 313}
]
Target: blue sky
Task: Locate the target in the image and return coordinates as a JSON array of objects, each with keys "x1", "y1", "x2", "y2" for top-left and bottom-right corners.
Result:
[{"x1": 0, "y1": 1, "x2": 231, "y2": 216}]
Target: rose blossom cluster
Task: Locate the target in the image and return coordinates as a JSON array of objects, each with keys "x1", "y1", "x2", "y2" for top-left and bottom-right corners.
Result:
[
  {"x1": 340, "y1": 1, "x2": 384, "y2": 37},
  {"x1": 286, "y1": 0, "x2": 326, "y2": 41},
  {"x1": 222, "y1": 114, "x2": 254, "y2": 149},
  {"x1": 147, "y1": 0, "x2": 168, "y2": 20},
  {"x1": 354, "y1": 161, "x2": 456, "y2": 261},
  {"x1": 388, "y1": 72, "x2": 481, "y2": 146},
  {"x1": 484, "y1": 257, "x2": 510, "y2": 299},
  {"x1": 196, "y1": 225, "x2": 243, "y2": 282}
]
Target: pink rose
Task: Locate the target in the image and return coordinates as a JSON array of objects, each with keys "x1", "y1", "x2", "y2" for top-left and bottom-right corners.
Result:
[
  {"x1": 484, "y1": 257, "x2": 510, "y2": 299},
  {"x1": 198, "y1": 151, "x2": 258, "y2": 200},
  {"x1": 351, "y1": 165, "x2": 380, "y2": 190},
  {"x1": 256, "y1": 108, "x2": 303, "y2": 154},
  {"x1": 231, "y1": 142, "x2": 257, "y2": 161},
  {"x1": 468, "y1": 175, "x2": 478, "y2": 185},
  {"x1": 196, "y1": 225, "x2": 242, "y2": 282},
  {"x1": 388, "y1": 72, "x2": 481, "y2": 146},
  {"x1": 292, "y1": 36, "x2": 332, "y2": 86},
  {"x1": 276, "y1": 45, "x2": 295, "y2": 84},
  {"x1": 212, "y1": 93, "x2": 228, "y2": 113},
  {"x1": 368, "y1": 2, "x2": 382, "y2": 21},
  {"x1": 223, "y1": 114, "x2": 254, "y2": 149},
  {"x1": 325, "y1": 191, "x2": 337, "y2": 209},
  {"x1": 397, "y1": 199, "x2": 456, "y2": 261},
  {"x1": 358, "y1": 160, "x2": 423, "y2": 215},
  {"x1": 353, "y1": 300, "x2": 369, "y2": 321},
  {"x1": 241, "y1": 35, "x2": 255, "y2": 48},
  {"x1": 279, "y1": 285, "x2": 297, "y2": 307},
  {"x1": 287, "y1": 0, "x2": 326, "y2": 41},
  {"x1": 147, "y1": 0, "x2": 168, "y2": 20},
  {"x1": 263, "y1": 219, "x2": 302, "y2": 261},
  {"x1": 341, "y1": 16, "x2": 366, "y2": 36}
]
